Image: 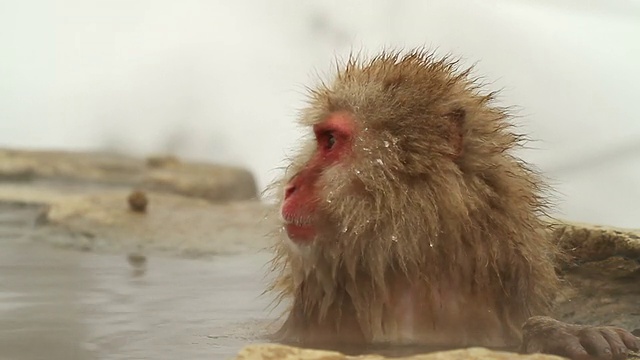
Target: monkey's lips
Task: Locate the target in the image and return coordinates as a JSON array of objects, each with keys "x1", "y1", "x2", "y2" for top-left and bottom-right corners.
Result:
[{"x1": 284, "y1": 222, "x2": 316, "y2": 244}]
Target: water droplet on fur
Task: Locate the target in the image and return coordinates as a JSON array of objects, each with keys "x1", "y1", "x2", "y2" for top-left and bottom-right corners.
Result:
[
  {"x1": 354, "y1": 169, "x2": 361, "y2": 175},
  {"x1": 391, "y1": 235, "x2": 398, "y2": 242},
  {"x1": 383, "y1": 140, "x2": 390, "y2": 148},
  {"x1": 376, "y1": 159, "x2": 384, "y2": 165},
  {"x1": 429, "y1": 242, "x2": 434, "y2": 248},
  {"x1": 342, "y1": 226, "x2": 348, "y2": 233}
]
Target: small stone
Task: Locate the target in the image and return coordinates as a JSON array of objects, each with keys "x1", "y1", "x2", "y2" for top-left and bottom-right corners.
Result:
[{"x1": 127, "y1": 190, "x2": 148, "y2": 213}]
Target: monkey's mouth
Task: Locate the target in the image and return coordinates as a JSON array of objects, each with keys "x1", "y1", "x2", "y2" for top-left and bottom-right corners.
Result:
[{"x1": 283, "y1": 217, "x2": 316, "y2": 244}]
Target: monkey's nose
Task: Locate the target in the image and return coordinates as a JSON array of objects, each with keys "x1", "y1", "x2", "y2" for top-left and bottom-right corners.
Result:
[{"x1": 284, "y1": 184, "x2": 297, "y2": 199}]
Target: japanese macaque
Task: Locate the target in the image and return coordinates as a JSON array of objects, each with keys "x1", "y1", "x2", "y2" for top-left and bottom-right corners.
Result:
[{"x1": 266, "y1": 49, "x2": 640, "y2": 359}]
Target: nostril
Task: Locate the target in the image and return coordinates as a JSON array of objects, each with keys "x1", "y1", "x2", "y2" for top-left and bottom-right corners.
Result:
[{"x1": 284, "y1": 184, "x2": 296, "y2": 199}]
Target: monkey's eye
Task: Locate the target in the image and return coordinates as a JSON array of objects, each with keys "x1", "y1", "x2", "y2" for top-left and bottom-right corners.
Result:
[{"x1": 325, "y1": 132, "x2": 336, "y2": 150}]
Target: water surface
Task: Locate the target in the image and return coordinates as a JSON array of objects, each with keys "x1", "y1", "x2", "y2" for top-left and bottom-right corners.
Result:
[{"x1": 0, "y1": 241, "x2": 274, "y2": 360}]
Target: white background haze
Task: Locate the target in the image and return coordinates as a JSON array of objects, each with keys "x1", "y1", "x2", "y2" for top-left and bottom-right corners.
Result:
[{"x1": 1, "y1": 0, "x2": 639, "y2": 227}]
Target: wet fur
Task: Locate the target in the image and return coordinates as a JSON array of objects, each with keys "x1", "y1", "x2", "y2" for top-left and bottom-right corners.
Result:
[{"x1": 265, "y1": 49, "x2": 560, "y2": 349}]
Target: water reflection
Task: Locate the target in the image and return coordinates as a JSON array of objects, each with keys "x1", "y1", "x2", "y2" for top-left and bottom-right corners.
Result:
[{"x1": 0, "y1": 242, "x2": 274, "y2": 360}]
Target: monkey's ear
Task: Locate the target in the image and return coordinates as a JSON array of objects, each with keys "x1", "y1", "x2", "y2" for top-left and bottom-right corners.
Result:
[{"x1": 446, "y1": 108, "x2": 465, "y2": 158}]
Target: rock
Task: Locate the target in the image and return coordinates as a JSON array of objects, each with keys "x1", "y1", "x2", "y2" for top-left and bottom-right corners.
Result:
[
  {"x1": 0, "y1": 148, "x2": 142, "y2": 184},
  {"x1": 552, "y1": 221, "x2": 640, "y2": 264},
  {"x1": 0, "y1": 184, "x2": 274, "y2": 257},
  {"x1": 0, "y1": 147, "x2": 267, "y2": 257},
  {"x1": 143, "y1": 161, "x2": 257, "y2": 202},
  {"x1": 0, "y1": 148, "x2": 258, "y2": 202},
  {"x1": 233, "y1": 344, "x2": 565, "y2": 360},
  {"x1": 127, "y1": 190, "x2": 149, "y2": 212},
  {"x1": 550, "y1": 222, "x2": 640, "y2": 331}
]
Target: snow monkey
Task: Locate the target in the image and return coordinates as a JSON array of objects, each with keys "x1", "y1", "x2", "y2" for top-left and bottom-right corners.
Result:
[{"x1": 267, "y1": 49, "x2": 640, "y2": 360}]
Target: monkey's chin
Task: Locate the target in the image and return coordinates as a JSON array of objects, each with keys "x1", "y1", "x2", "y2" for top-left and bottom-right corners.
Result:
[{"x1": 284, "y1": 224, "x2": 316, "y2": 245}]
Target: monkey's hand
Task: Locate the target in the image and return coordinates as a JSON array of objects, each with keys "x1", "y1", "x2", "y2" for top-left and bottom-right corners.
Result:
[{"x1": 521, "y1": 316, "x2": 640, "y2": 360}]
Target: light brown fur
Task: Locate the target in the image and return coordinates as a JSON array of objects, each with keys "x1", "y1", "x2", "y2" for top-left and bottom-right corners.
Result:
[{"x1": 266, "y1": 49, "x2": 561, "y2": 350}]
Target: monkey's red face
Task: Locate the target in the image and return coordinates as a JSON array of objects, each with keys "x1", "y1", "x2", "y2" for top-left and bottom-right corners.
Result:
[{"x1": 281, "y1": 111, "x2": 355, "y2": 245}]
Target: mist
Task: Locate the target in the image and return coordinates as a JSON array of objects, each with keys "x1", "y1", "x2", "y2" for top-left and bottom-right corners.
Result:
[{"x1": 1, "y1": 0, "x2": 639, "y2": 227}]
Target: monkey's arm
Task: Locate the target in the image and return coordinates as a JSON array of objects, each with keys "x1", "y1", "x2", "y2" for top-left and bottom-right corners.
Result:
[{"x1": 521, "y1": 316, "x2": 640, "y2": 360}]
